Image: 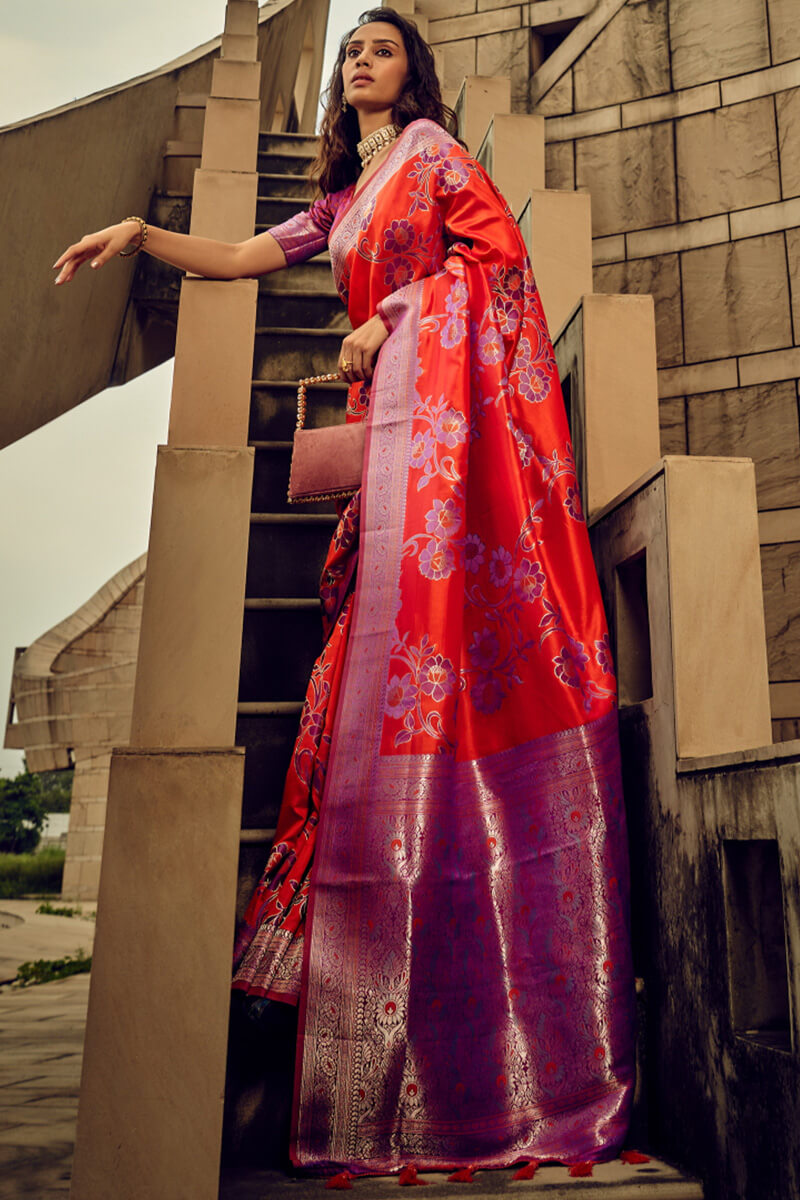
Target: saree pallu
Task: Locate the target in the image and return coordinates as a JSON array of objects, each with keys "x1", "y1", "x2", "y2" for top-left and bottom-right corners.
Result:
[{"x1": 233, "y1": 118, "x2": 635, "y2": 1174}]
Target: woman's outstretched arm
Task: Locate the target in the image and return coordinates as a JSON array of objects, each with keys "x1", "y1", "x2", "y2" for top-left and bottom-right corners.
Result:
[{"x1": 53, "y1": 220, "x2": 289, "y2": 286}]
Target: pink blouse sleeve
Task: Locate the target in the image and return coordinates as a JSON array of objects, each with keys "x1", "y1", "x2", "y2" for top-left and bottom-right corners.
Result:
[{"x1": 268, "y1": 189, "x2": 345, "y2": 267}]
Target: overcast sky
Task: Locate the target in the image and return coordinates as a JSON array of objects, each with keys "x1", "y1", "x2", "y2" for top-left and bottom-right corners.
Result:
[{"x1": 0, "y1": 0, "x2": 367, "y2": 776}]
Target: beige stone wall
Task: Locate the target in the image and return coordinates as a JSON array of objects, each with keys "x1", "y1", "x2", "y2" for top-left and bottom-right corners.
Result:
[
  {"x1": 61, "y1": 748, "x2": 113, "y2": 902},
  {"x1": 4, "y1": 558, "x2": 145, "y2": 900},
  {"x1": 419, "y1": 0, "x2": 800, "y2": 738}
]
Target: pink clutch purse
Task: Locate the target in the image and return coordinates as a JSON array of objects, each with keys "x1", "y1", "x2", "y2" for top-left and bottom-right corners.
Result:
[{"x1": 287, "y1": 372, "x2": 366, "y2": 504}]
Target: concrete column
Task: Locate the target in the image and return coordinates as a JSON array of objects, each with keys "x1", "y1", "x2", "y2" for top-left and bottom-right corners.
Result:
[
  {"x1": 518, "y1": 188, "x2": 593, "y2": 340},
  {"x1": 477, "y1": 114, "x2": 545, "y2": 217},
  {"x1": 70, "y1": 3, "x2": 261, "y2": 1197},
  {"x1": 554, "y1": 293, "x2": 662, "y2": 521},
  {"x1": 60, "y1": 749, "x2": 112, "y2": 902},
  {"x1": 590, "y1": 456, "x2": 773, "y2": 761},
  {"x1": 664, "y1": 456, "x2": 773, "y2": 759},
  {"x1": 69, "y1": 748, "x2": 245, "y2": 1200},
  {"x1": 453, "y1": 75, "x2": 511, "y2": 156}
]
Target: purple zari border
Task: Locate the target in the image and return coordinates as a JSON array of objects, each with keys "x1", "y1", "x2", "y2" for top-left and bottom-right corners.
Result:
[{"x1": 292, "y1": 277, "x2": 424, "y2": 1163}]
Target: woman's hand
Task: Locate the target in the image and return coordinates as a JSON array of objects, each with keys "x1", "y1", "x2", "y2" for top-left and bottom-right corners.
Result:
[
  {"x1": 338, "y1": 313, "x2": 390, "y2": 384},
  {"x1": 52, "y1": 221, "x2": 142, "y2": 285}
]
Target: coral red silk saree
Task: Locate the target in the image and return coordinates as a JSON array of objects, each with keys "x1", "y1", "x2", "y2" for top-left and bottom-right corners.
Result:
[{"x1": 233, "y1": 119, "x2": 635, "y2": 1173}]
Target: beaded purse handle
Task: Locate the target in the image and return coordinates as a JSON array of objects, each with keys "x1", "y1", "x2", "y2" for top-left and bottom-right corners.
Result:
[
  {"x1": 288, "y1": 371, "x2": 364, "y2": 505},
  {"x1": 296, "y1": 371, "x2": 341, "y2": 431}
]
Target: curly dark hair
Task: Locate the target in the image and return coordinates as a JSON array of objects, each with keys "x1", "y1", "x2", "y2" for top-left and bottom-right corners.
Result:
[{"x1": 311, "y1": 6, "x2": 462, "y2": 195}]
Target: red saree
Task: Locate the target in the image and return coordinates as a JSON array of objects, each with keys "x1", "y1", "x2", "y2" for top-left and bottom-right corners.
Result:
[{"x1": 233, "y1": 118, "x2": 635, "y2": 1174}]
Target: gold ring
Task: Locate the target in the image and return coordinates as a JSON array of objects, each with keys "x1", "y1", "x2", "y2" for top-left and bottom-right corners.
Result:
[{"x1": 341, "y1": 359, "x2": 353, "y2": 369}]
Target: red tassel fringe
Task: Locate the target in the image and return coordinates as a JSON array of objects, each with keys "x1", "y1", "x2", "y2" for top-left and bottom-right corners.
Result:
[
  {"x1": 325, "y1": 1171, "x2": 353, "y2": 1190},
  {"x1": 512, "y1": 1160, "x2": 540, "y2": 1180},
  {"x1": 398, "y1": 1165, "x2": 428, "y2": 1186},
  {"x1": 621, "y1": 1149, "x2": 651, "y2": 1164},
  {"x1": 568, "y1": 1163, "x2": 594, "y2": 1177},
  {"x1": 447, "y1": 1167, "x2": 476, "y2": 1182}
]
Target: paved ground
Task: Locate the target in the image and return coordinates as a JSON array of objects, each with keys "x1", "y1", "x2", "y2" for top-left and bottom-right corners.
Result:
[
  {"x1": 0, "y1": 904, "x2": 704, "y2": 1199},
  {"x1": 0, "y1": 901, "x2": 95, "y2": 1200},
  {"x1": 0, "y1": 900, "x2": 95, "y2": 986}
]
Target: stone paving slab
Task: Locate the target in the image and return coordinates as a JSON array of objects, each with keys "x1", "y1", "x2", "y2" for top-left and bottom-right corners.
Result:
[
  {"x1": 0, "y1": 901, "x2": 96, "y2": 985},
  {"x1": 0, "y1": 973, "x2": 88, "y2": 1200}
]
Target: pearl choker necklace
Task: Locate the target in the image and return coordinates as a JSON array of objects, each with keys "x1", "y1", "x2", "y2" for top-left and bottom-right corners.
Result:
[{"x1": 357, "y1": 123, "x2": 402, "y2": 169}]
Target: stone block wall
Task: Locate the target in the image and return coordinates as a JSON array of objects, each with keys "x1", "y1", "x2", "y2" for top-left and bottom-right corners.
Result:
[
  {"x1": 418, "y1": 0, "x2": 800, "y2": 739},
  {"x1": 5, "y1": 558, "x2": 145, "y2": 901}
]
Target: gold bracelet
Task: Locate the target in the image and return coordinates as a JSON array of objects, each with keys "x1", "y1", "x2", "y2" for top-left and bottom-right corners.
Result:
[{"x1": 119, "y1": 216, "x2": 148, "y2": 258}]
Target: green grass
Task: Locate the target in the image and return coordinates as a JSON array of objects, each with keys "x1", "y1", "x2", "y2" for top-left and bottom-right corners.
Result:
[
  {"x1": 0, "y1": 847, "x2": 65, "y2": 898},
  {"x1": 14, "y1": 947, "x2": 91, "y2": 987},
  {"x1": 36, "y1": 900, "x2": 92, "y2": 919}
]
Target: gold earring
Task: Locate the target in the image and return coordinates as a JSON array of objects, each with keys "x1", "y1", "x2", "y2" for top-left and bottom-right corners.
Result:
[{"x1": 342, "y1": 96, "x2": 348, "y2": 112}]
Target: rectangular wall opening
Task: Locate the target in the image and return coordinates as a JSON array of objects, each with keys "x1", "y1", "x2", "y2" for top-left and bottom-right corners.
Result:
[
  {"x1": 723, "y1": 838, "x2": 791, "y2": 1051},
  {"x1": 560, "y1": 370, "x2": 572, "y2": 436},
  {"x1": 614, "y1": 550, "x2": 653, "y2": 706}
]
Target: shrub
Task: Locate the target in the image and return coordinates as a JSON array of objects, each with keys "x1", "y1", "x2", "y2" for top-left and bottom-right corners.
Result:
[
  {"x1": 36, "y1": 901, "x2": 87, "y2": 919},
  {"x1": 0, "y1": 847, "x2": 65, "y2": 898},
  {"x1": 15, "y1": 947, "x2": 91, "y2": 987},
  {"x1": 0, "y1": 771, "x2": 47, "y2": 853}
]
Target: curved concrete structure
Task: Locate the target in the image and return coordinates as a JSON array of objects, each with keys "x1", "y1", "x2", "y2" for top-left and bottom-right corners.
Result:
[
  {"x1": 6, "y1": 554, "x2": 146, "y2": 900},
  {"x1": 0, "y1": 0, "x2": 328, "y2": 450}
]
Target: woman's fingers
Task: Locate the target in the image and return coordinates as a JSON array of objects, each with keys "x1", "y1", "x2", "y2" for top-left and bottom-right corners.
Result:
[
  {"x1": 53, "y1": 237, "x2": 97, "y2": 284},
  {"x1": 338, "y1": 338, "x2": 358, "y2": 383},
  {"x1": 338, "y1": 340, "x2": 371, "y2": 382},
  {"x1": 53, "y1": 227, "x2": 126, "y2": 284}
]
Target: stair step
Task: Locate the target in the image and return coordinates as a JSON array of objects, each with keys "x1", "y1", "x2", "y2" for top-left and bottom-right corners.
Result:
[
  {"x1": 246, "y1": 513, "x2": 337, "y2": 598},
  {"x1": 258, "y1": 259, "x2": 335, "y2": 291},
  {"x1": 243, "y1": 597, "x2": 321, "y2": 609},
  {"x1": 253, "y1": 327, "x2": 344, "y2": 380},
  {"x1": 250, "y1": 379, "x2": 348, "y2": 441},
  {"x1": 237, "y1": 701, "x2": 304, "y2": 716},
  {"x1": 257, "y1": 288, "x2": 349, "y2": 330},
  {"x1": 258, "y1": 130, "x2": 319, "y2": 155},
  {"x1": 239, "y1": 827, "x2": 276, "y2": 844},
  {"x1": 249, "y1": 512, "x2": 339, "y2": 525},
  {"x1": 250, "y1": 441, "x2": 339, "y2": 515},
  {"x1": 259, "y1": 171, "x2": 315, "y2": 199},
  {"x1": 219, "y1": 1157, "x2": 704, "y2": 1198},
  {"x1": 258, "y1": 150, "x2": 315, "y2": 177},
  {"x1": 239, "y1": 604, "x2": 323, "y2": 702},
  {"x1": 236, "y1": 710, "x2": 303, "y2": 828}
]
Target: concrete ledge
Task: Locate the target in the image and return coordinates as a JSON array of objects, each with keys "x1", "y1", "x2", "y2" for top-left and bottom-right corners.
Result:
[{"x1": 677, "y1": 738, "x2": 800, "y2": 775}]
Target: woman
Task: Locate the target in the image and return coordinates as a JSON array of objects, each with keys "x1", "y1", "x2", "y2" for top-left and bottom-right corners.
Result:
[{"x1": 54, "y1": 7, "x2": 635, "y2": 1180}]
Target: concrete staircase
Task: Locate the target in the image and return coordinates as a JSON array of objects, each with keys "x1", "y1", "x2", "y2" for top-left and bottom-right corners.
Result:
[
  {"x1": 225, "y1": 131, "x2": 349, "y2": 1170},
  {"x1": 236, "y1": 130, "x2": 349, "y2": 906}
]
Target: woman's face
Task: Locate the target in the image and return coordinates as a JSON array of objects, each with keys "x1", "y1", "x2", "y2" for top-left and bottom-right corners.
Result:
[{"x1": 341, "y1": 21, "x2": 410, "y2": 114}]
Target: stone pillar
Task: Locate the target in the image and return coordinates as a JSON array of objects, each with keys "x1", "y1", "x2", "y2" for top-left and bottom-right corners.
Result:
[
  {"x1": 452, "y1": 75, "x2": 511, "y2": 156},
  {"x1": 554, "y1": 293, "x2": 662, "y2": 521},
  {"x1": 591, "y1": 455, "x2": 773, "y2": 762},
  {"x1": 60, "y1": 749, "x2": 112, "y2": 903},
  {"x1": 476, "y1": 113, "x2": 545, "y2": 218},
  {"x1": 69, "y1": 4, "x2": 260, "y2": 1198},
  {"x1": 518, "y1": 188, "x2": 593, "y2": 339}
]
